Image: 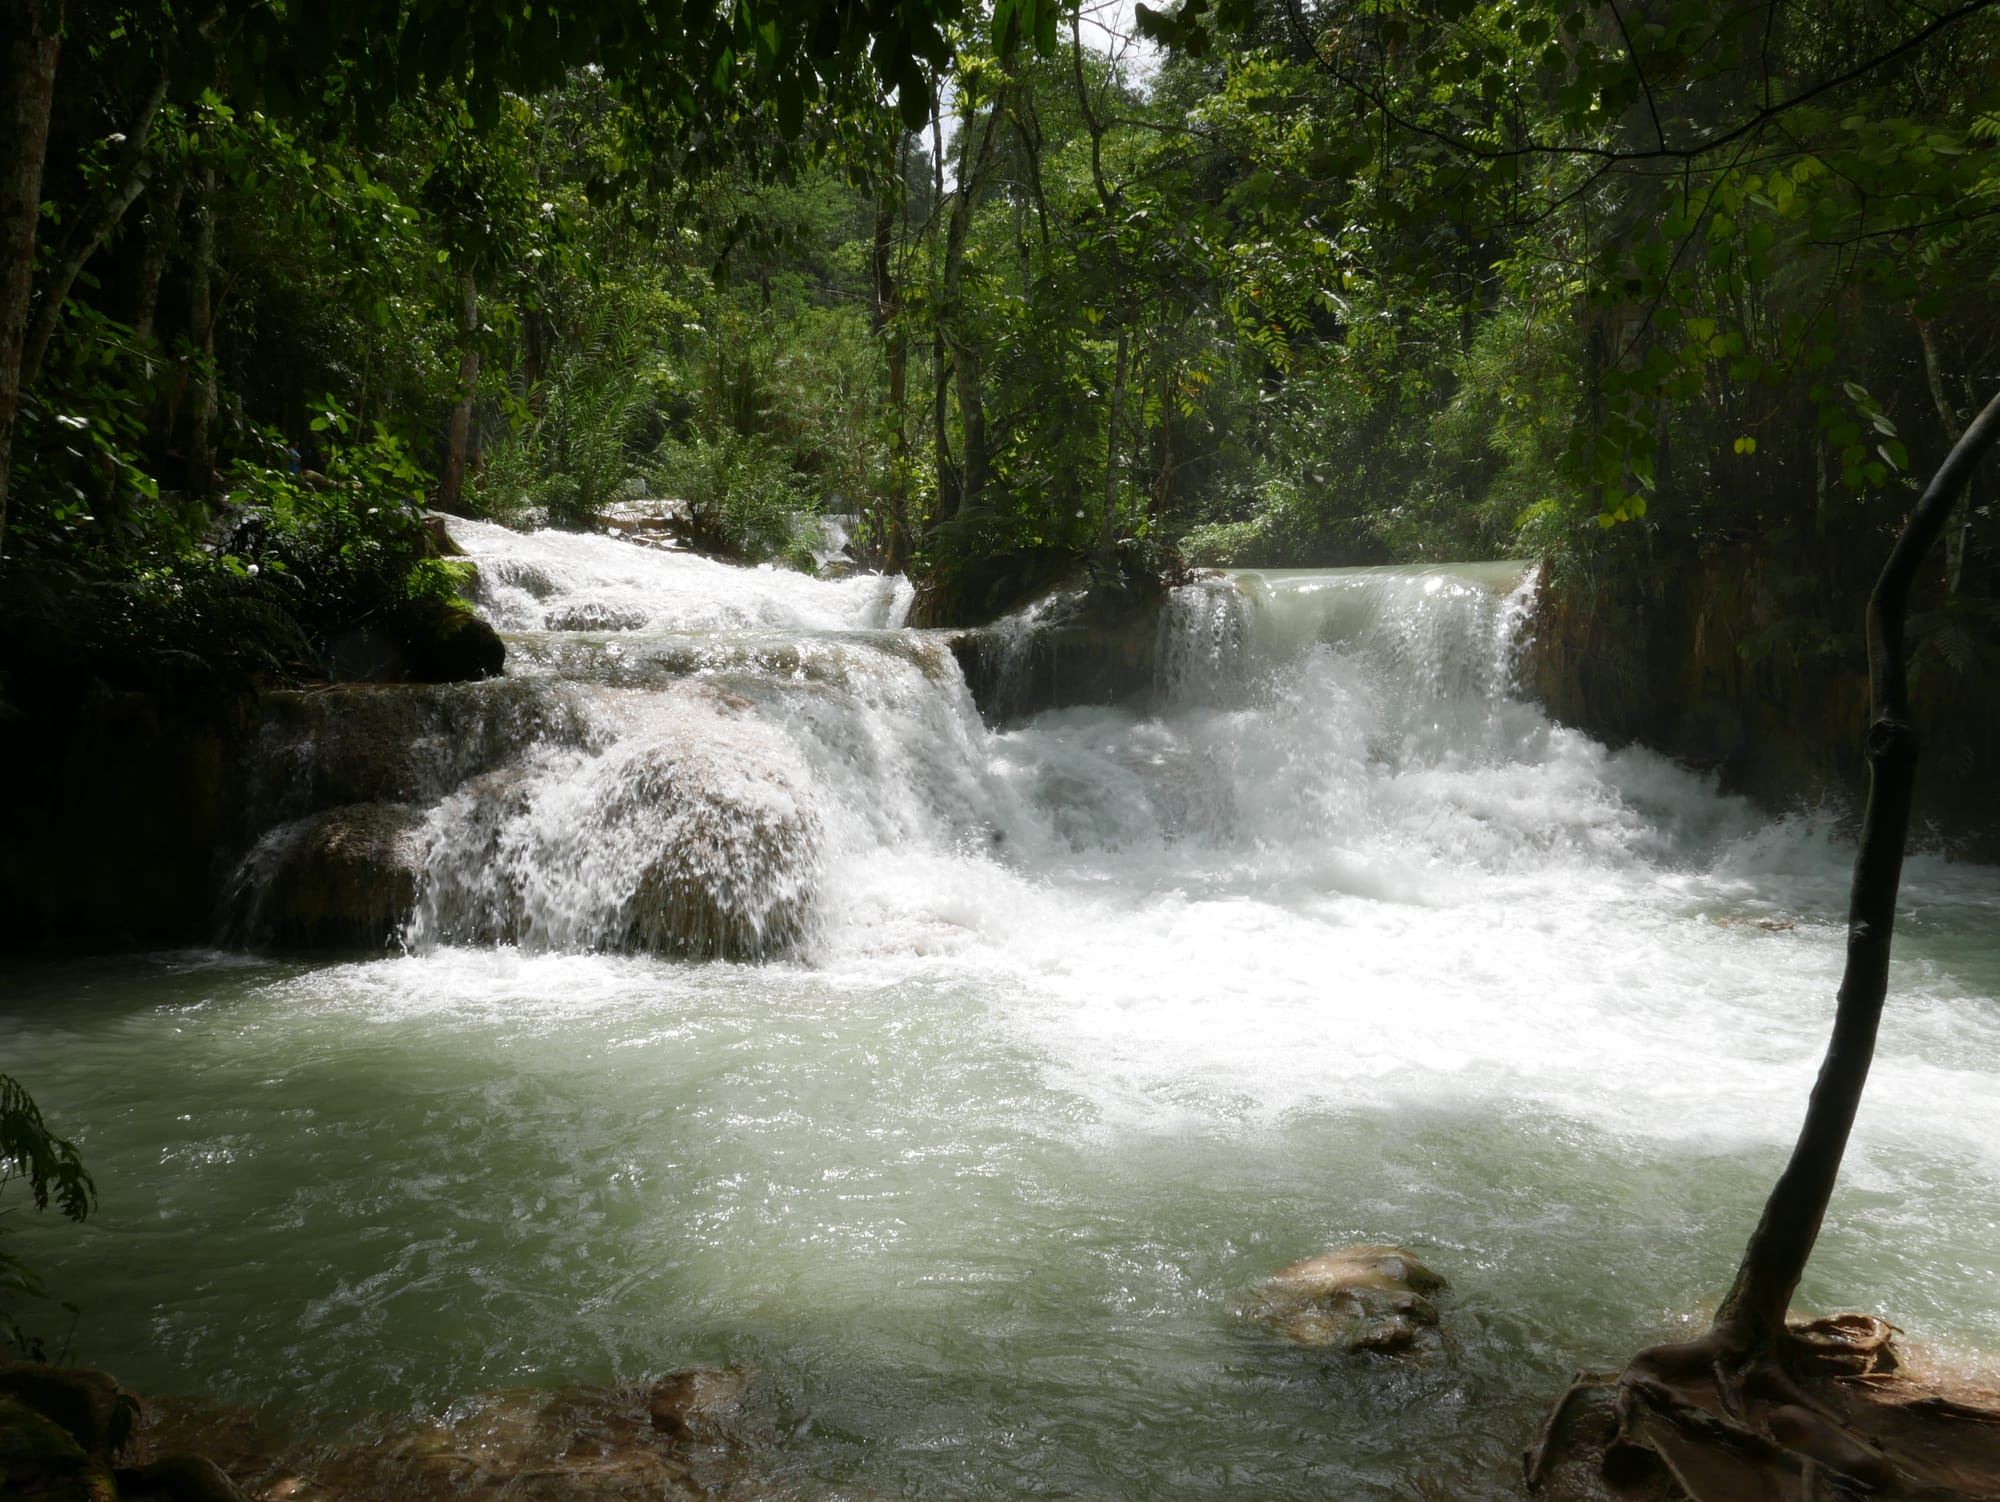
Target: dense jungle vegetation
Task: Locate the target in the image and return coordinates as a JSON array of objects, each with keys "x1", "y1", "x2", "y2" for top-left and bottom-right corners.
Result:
[{"x1": 2, "y1": 0, "x2": 1994, "y2": 692}]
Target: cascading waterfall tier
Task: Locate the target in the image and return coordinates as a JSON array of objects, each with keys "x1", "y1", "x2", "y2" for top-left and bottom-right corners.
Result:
[{"x1": 222, "y1": 533, "x2": 1560, "y2": 957}]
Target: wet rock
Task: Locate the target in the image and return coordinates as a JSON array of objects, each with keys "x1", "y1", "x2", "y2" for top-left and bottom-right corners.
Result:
[
  {"x1": 0, "y1": 1364, "x2": 140, "y2": 1501},
  {"x1": 225, "y1": 802, "x2": 427, "y2": 949},
  {"x1": 248, "y1": 680, "x2": 595, "y2": 818},
  {"x1": 132, "y1": 1374, "x2": 775, "y2": 1502},
  {"x1": 949, "y1": 570, "x2": 1171, "y2": 723},
  {"x1": 324, "y1": 601, "x2": 505, "y2": 687},
  {"x1": 362, "y1": 1387, "x2": 700, "y2": 1502},
  {"x1": 0, "y1": 1364, "x2": 136, "y2": 1459},
  {"x1": 1259, "y1": 1244, "x2": 1448, "y2": 1354},
  {"x1": 0, "y1": 1394, "x2": 109, "y2": 1501},
  {"x1": 115, "y1": 1452, "x2": 250, "y2": 1501},
  {"x1": 396, "y1": 598, "x2": 505, "y2": 684},
  {"x1": 417, "y1": 684, "x2": 822, "y2": 959},
  {"x1": 1711, "y1": 913, "x2": 1796, "y2": 932},
  {"x1": 645, "y1": 1369, "x2": 749, "y2": 1444}
]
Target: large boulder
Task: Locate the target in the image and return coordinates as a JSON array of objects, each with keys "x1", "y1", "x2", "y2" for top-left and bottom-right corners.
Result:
[
  {"x1": 949, "y1": 567, "x2": 1175, "y2": 722},
  {"x1": 1258, "y1": 1244, "x2": 1448, "y2": 1354},
  {"x1": 418, "y1": 683, "x2": 823, "y2": 959},
  {"x1": 324, "y1": 600, "x2": 505, "y2": 686},
  {"x1": 224, "y1": 802, "x2": 427, "y2": 950}
]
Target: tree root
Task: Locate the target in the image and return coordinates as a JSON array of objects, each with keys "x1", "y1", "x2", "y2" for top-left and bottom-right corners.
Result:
[{"x1": 1526, "y1": 1317, "x2": 2000, "y2": 1501}]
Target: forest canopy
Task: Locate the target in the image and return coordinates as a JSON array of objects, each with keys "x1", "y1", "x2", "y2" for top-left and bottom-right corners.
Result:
[{"x1": 0, "y1": 0, "x2": 1994, "y2": 687}]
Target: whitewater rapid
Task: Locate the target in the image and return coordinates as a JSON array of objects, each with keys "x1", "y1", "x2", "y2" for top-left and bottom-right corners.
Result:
[{"x1": 7, "y1": 522, "x2": 1998, "y2": 1500}]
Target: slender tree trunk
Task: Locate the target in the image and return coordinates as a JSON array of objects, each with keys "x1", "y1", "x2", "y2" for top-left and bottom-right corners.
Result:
[
  {"x1": 21, "y1": 69, "x2": 170, "y2": 390},
  {"x1": 521, "y1": 301, "x2": 547, "y2": 419},
  {"x1": 871, "y1": 173, "x2": 910, "y2": 570},
  {"x1": 936, "y1": 90, "x2": 1001, "y2": 523},
  {"x1": 1099, "y1": 327, "x2": 1128, "y2": 558},
  {"x1": 1709, "y1": 387, "x2": 2000, "y2": 1353},
  {"x1": 187, "y1": 160, "x2": 218, "y2": 500},
  {"x1": 1914, "y1": 310, "x2": 1970, "y2": 593},
  {"x1": 0, "y1": 0, "x2": 64, "y2": 556},
  {"x1": 133, "y1": 175, "x2": 186, "y2": 346},
  {"x1": 440, "y1": 268, "x2": 480, "y2": 511}
]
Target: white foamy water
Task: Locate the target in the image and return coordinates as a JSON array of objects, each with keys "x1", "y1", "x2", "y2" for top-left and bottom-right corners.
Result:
[{"x1": 6, "y1": 528, "x2": 1998, "y2": 1500}]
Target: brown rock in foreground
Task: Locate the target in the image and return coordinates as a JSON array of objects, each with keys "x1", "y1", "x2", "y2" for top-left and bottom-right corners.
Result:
[
  {"x1": 1527, "y1": 1315, "x2": 2000, "y2": 1501},
  {"x1": 1258, "y1": 1244, "x2": 1448, "y2": 1354},
  {"x1": 133, "y1": 1371, "x2": 759, "y2": 1502}
]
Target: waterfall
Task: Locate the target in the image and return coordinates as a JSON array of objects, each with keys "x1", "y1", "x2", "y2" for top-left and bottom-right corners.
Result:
[{"x1": 219, "y1": 535, "x2": 1606, "y2": 955}]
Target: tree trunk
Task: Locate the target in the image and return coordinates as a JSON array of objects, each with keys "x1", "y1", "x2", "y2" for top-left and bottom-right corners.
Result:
[
  {"x1": 21, "y1": 69, "x2": 170, "y2": 390},
  {"x1": 132, "y1": 175, "x2": 186, "y2": 346},
  {"x1": 439, "y1": 268, "x2": 480, "y2": 512},
  {"x1": 1710, "y1": 385, "x2": 2000, "y2": 1354},
  {"x1": 871, "y1": 172, "x2": 910, "y2": 570},
  {"x1": 1914, "y1": 309, "x2": 1970, "y2": 593},
  {"x1": 0, "y1": 0, "x2": 63, "y2": 556},
  {"x1": 1525, "y1": 391, "x2": 2000, "y2": 1497},
  {"x1": 935, "y1": 89, "x2": 1002, "y2": 524},
  {"x1": 1099, "y1": 327, "x2": 1128, "y2": 558},
  {"x1": 187, "y1": 160, "x2": 218, "y2": 501}
]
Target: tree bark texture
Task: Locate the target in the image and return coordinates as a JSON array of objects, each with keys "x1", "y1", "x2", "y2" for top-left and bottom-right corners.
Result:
[
  {"x1": 132, "y1": 175, "x2": 186, "y2": 346},
  {"x1": 21, "y1": 68, "x2": 170, "y2": 391},
  {"x1": 187, "y1": 160, "x2": 218, "y2": 500},
  {"x1": 871, "y1": 176, "x2": 911, "y2": 570},
  {"x1": 0, "y1": 0, "x2": 64, "y2": 555},
  {"x1": 936, "y1": 91, "x2": 1001, "y2": 524},
  {"x1": 440, "y1": 268, "x2": 480, "y2": 511},
  {"x1": 1100, "y1": 327, "x2": 1128, "y2": 558},
  {"x1": 1710, "y1": 385, "x2": 2000, "y2": 1353},
  {"x1": 1914, "y1": 310, "x2": 1971, "y2": 594}
]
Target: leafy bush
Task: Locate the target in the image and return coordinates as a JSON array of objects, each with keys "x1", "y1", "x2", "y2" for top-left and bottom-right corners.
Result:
[
  {"x1": 1, "y1": 1075, "x2": 94, "y2": 1360},
  {"x1": 473, "y1": 302, "x2": 665, "y2": 529},
  {"x1": 1179, "y1": 517, "x2": 1270, "y2": 568},
  {"x1": 647, "y1": 432, "x2": 813, "y2": 563}
]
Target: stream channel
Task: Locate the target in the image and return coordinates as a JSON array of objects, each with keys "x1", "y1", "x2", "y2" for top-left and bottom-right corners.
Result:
[{"x1": 7, "y1": 522, "x2": 2000, "y2": 1498}]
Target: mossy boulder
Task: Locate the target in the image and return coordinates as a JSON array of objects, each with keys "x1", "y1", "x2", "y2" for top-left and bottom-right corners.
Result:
[
  {"x1": 0, "y1": 1365, "x2": 138, "y2": 1502},
  {"x1": 324, "y1": 599, "x2": 505, "y2": 685},
  {"x1": 395, "y1": 598, "x2": 506, "y2": 683},
  {"x1": 0, "y1": 1395, "x2": 115, "y2": 1502}
]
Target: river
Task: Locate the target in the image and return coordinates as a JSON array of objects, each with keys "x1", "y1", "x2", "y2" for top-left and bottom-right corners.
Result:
[{"x1": 6, "y1": 523, "x2": 1999, "y2": 1498}]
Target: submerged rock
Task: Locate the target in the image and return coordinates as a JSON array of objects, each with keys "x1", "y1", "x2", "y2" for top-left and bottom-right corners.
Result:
[
  {"x1": 116, "y1": 1452, "x2": 251, "y2": 1501},
  {"x1": 645, "y1": 1369, "x2": 749, "y2": 1444},
  {"x1": 1259, "y1": 1244, "x2": 1448, "y2": 1354},
  {"x1": 543, "y1": 601, "x2": 649, "y2": 633},
  {"x1": 132, "y1": 1373, "x2": 760, "y2": 1502}
]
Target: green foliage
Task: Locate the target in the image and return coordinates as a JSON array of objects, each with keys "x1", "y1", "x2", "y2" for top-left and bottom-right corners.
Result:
[
  {"x1": 474, "y1": 298, "x2": 668, "y2": 528},
  {"x1": 223, "y1": 409, "x2": 435, "y2": 633},
  {"x1": 648, "y1": 433, "x2": 814, "y2": 564},
  {"x1": 0, "y1": 1076, "x2": 95, "y2": 1361},
  {"x1": 9, "y1": 0, "x2": 1997, "y2": 677}
]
